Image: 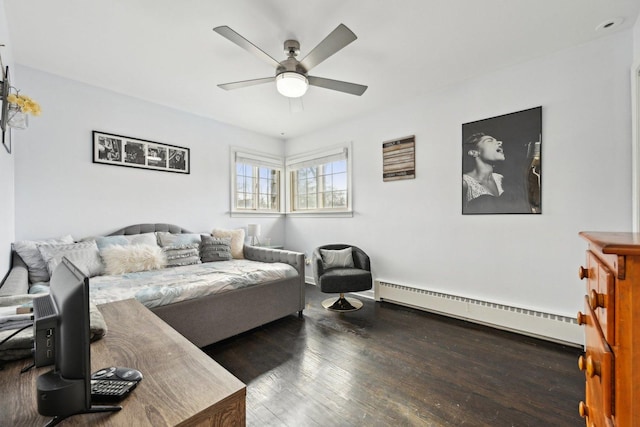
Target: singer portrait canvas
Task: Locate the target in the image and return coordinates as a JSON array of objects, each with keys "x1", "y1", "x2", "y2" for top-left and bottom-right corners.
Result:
[{"x1": 461, "y1": 106, "x2": 541, "y2": 214}]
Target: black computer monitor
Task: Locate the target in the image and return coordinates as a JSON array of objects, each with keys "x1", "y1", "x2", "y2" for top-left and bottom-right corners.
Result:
[{"x1": 33, "y1": 257, "x2": 119, "y2": 426}]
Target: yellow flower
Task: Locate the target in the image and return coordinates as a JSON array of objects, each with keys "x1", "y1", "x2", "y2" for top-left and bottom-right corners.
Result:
[{"x1": 7, "y1": 92, "x2": 41, "y2": 116}]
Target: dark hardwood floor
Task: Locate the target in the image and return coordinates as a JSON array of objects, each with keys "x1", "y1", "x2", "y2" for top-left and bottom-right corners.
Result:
[{"x1": 203, "y1": 284, "x2": 584, "y2": 426}]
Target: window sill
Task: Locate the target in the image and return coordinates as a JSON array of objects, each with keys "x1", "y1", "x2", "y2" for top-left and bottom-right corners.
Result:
[
  {"x1": 230, "y1": 211, "x2": 285, "y2": 218},
  {"x1": 285, "y1": 210, "x2": 354, "y2": 218},
  {"x1": 230, "y1": 210, "x2": 354, "y2": 219}
]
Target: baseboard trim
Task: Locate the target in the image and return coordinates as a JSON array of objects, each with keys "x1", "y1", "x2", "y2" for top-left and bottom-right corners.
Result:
[{"x1": 375, "y1": 280, "x2": 583, "y2": 347}]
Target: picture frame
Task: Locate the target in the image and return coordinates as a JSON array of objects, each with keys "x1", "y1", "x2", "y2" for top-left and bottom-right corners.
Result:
[
  {"x1": 461, "y1": 106, "x2": 541, "y2": 215},
  {"x1": 93, "y1": 131, "x2": 190, "y2": 174},
  {"x1": 383, "y1": 135, "x2": 415, "y2": 181},
  {"x1": 1, "y1": 66, "x2": 11, "y2": 154}
]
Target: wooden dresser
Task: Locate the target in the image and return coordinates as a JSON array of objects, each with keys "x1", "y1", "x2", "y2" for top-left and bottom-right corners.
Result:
[{"x1": 577, "y1": 232, "x2": 640, "y2": 427}]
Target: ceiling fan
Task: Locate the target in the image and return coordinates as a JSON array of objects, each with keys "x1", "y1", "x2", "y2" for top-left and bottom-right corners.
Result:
[{"x1": 212, "y1": 24, "x2": 368, "y2": 98}]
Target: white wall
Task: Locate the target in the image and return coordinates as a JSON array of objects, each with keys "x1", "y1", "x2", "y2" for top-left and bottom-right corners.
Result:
[
  {"x1": 634, "y1": 14, "x2": 640, "y2": 62},
  {"x1": 13, "y1": 66, "x2": 286, "y2": 243},
  {"x1": 633, "y1": 15, "x2": 640, "y2": 231},
  {"x1": 0, "y1": 0, "x2": 15, "y2": 279},
  {"x1": 285, "y1": 30, "x2": 633, "y2": 319}
]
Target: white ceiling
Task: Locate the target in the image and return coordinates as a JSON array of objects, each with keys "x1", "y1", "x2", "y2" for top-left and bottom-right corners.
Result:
[{"x1": 4, "y1": 0, "x2": 640, "y2": 139}]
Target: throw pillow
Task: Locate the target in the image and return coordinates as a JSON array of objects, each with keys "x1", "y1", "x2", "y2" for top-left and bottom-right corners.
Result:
[
  {"x1": 95, "y1": 235, "x2": 128, "y2": 250},
  {"x1": 96, "y1": 233, "x2": 159, "y2": 251},
  {"x1": 200, "y1": 235, "x2": 232, "y2": 262},
  {"x1": 38, "y1": 240, "x2": 104, "y2": 278},
  {"x1": 320, "y1": 247, "x2": 355, "y2": 269},
  {"x1": 28, "y1": 283, "x2": 50, "y2": 295},
  {"x1": 163, "y1": 243, "x2": 201, "y2": 267},
  {"x1": 13, "y1": 235, "x2": 75, "y2": 283},
  {"x1": 211, "y1": 228, "x2": 245, "y2": 259},
  {"x1": 156, "y1": 232, "x2": 201, "y2": 247},
  {"x1": 100, "y1": 244, "x2": 167, "y2": 275}
]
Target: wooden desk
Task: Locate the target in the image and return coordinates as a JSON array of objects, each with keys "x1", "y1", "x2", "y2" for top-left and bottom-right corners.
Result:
[{"x1": 0, "y1": 299, "x2": 246, "y2": 426}]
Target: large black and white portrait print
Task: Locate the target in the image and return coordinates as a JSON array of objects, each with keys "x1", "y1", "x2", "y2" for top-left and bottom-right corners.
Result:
[{"x1": 462, "y1": 106, "x2": 542, "y2": 214}]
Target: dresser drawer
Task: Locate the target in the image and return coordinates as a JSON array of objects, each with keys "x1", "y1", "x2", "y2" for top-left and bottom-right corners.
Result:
[
  {"x1": 578, "y1": 296, "x2": 614, "y2": 426},
  {"x1": 581, "y1": 251, "x2": 615, "y2": 344}
]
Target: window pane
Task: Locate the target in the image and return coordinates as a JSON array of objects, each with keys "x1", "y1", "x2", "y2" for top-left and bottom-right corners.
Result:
[
  {"x1": 307, "y1": 195, "x2": 317, "y2": 209},
  {"x1": 307, "y1": 177, "x2": 317, "y2": 194},
  {"x1": 333, "y1": 172, "x2": 347, "y2": 191},
  {"x1": 245, "y1": 194, "x2": 255, "y2": 209},
  {"x1": 236, "y1": 193, "x2": 246, "y2": 209},
  {"x1": 259, "y1": 194, "x2": 269, "y2": 209},
  {"x1": 244, "y1": 177, "x2": 254, "y2": 195},
  {"x1": 321, "y1": 192, "x2": 332, "y2": 207},
  {"x1": 332, "y1": 160, "x2": 347, "y2": 173},
  {"x1": 259, "y1": 178, "x2": 270, "y2": 194},
  {"x1": 259, "y1": 167, "x2": 270, "y2": 179},
  {"x1": 322, "y1": 174, "x2": 332, "y2": 190},
  {"x1": 297, "y1": 174, "x2": 306, "y2": 190},
  {"x1": 297, "y1": 195, "x2": 307, "y2": 209},
  {"x1": 333, "y1": 191, "x2": 347, "y2": 208}
]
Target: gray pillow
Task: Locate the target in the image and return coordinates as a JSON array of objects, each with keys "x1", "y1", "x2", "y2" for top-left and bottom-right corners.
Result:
[
  {"x1": 163, "y1": 243, "x2": 201, "y2": 267},
  {"x1": 96, "y1": 233, "x2": 158, "y2": 251},
  {"x1": 200, "y1": 235, "x2": 232, "y2": 262},
  {"x1": 211, "y1": 228, "x2": 245, "y2": 259},
  {"x1": 156, "y1": 232, "x2": 201, "y2": 247},
  {"x1": 320, "y1": 247, "x2": 355, "y2": 269},
  {"x1": 38, "y1": 240, "x2": 104, "y2": 278},
  {"x1": 13, "y1": 235, "x2": 74, "y2": 283}
]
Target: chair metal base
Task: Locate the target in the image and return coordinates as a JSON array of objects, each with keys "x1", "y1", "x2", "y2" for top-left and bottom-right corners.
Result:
[{"x1": 321, "y1": 294, "x2": 363, "y2": 312}]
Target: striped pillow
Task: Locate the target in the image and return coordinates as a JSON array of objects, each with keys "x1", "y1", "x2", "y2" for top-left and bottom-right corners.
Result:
[
  {"x1": 163, "y1": 243, "x2": 201, "y2": 267},
  {"x1": 200, "y1": 235, "x2": 232, "y2": 262}
]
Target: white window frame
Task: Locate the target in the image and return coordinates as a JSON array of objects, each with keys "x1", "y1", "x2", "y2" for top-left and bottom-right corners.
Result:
[
  {"x1": 230, "y1": 147, "x2": 285, "y2": 217},
  {"x1": 285, "y1": 142, "x2": 353, "y2": 217}
]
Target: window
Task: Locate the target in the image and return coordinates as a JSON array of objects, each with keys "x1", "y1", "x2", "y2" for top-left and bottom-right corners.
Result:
[
  {"x1": 287, "y1": 144, "x2": 352, "y2": 215},
  {"x1": 231, "y1": 149, "x2": 284, "y2": 215}
]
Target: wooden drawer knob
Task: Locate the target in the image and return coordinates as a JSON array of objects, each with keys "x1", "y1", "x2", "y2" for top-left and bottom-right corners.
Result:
[
  {"x1": 578, "y1": 355, "x2": 586, "y2": 371},
  {"x1": 585, "y1": 355, "x2": 600, "y2": 378},
  {"x1": 589, "y1": 290, "x2": 605, "y2": 310},
  {"x1": 578, "y1": 266, "x2": 589, "y2": 280},
  {"x1": 579, "y1": 401, "x2": 588, "y2": 418},
  {"x1": 577, "y1": 311, "x2": 586, "y2": 325}
]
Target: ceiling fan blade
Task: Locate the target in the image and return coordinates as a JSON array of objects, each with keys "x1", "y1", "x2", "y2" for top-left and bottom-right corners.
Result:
[
  {"x1": 299, "y1": 24, "x2": 357, "y2": 72},
  {"x1": 213, "y1": 26, "x2": 281, "y2": 69},
  {"x1": 307, "y1": 76, "x2": 368, "y2": 96},
  {"x1": 218, "y1": 77, "x2": 275, "y2": 91}
]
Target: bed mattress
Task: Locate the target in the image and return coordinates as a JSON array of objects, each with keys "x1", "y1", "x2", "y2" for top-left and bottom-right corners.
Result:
[{"x1": 89, "y1": 259, "x2": 297, "y2": 309}]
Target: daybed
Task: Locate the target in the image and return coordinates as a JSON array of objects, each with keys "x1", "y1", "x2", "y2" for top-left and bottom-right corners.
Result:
[{"x1": 0, "y1": 223, "x2": 305, "y2": 349}]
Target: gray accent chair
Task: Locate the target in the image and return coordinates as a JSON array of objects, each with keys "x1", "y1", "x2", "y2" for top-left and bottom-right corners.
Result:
[{"x1": 312, "y1": 244, "x2": 372, "y2": 311}]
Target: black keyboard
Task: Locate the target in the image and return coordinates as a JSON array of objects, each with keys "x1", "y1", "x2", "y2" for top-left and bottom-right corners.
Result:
[{"x1": 91, "y1": 379, "x2": 137, "y2": 402}]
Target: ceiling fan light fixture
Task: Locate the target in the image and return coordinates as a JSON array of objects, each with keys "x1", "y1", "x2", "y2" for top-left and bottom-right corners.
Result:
[{"x1": 276, "y1": 72, "x2": 308, "y2": 98}]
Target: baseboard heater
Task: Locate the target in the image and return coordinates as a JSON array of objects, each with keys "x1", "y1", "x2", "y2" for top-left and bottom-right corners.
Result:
[{"x1": 375, "y1": 280, "x2": 583, "y2": 347}]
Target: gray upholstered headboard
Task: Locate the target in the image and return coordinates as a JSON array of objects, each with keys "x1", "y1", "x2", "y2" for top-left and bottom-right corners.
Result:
[{"x1": 107, "y1": 223, "x2": 193, "y2": 236}]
